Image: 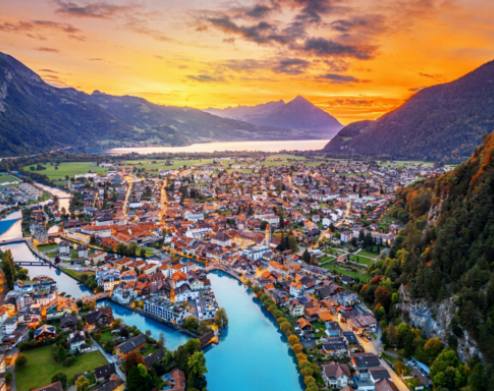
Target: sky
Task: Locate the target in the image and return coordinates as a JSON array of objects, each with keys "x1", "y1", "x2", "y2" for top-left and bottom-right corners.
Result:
[{"x1": 1, "y1": 0, "x2": 493, "y2": 124}]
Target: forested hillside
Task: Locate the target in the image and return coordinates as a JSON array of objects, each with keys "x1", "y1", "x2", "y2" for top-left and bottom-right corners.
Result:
[{"x1": 362, "y1": 131, "x2": 494, "y2": 389}]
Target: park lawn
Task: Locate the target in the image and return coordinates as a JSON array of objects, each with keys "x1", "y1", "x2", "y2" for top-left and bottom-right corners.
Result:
[
  {"x1": 61, "y1": 268, "x2": 95, "y2": 280},
  {"x1": 24, "y1": 162, "x2": 107, "y2": 181},
  {"x1": 321, "y1": 261, "x2": 370, "y2": 283},
  {"x1": 350, "y1": 254, "x2": 375, "y2": 267},
  {"x1": 358, "y1": 249, "x2": 379, "y2": 259},
  {"x1": 16, "y1": 346, "x2": 107, "y2": 391},
  {"x1": 37, "y1": 243, "x2": 58, "y2": 253},
  {"x1": 0, "y1": 173, "x2": 20, "y2": 185}
]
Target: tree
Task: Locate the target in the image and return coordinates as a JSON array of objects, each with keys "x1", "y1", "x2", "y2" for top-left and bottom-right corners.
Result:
[
  {"x1": 187, "y1": 351, "x2": 207, "y2": 390},
  {"x1": 214, "y1": 308, "x2": 228, "y2": 330},
  {"x1": 75, "y1": 375, "x2": 90, "y2": 391},
  {"x1": 183, "y1": 316, "x2": 200, "y2": 334},
  {"x1": 1, "y1": 250, "x2": 16, "y2": 290},
  {"x1": 15, "y1": 354, "x2": 27, "y2": 369},
  {"x1": 302, "y1": 249, "x2": 311, "y2": 263},
  {"x1": 127, "y1": 363, "x2": 154, "y2": 391},
  {"x1": 51, "y1": 373, "x2": 67, "y2": 389}
]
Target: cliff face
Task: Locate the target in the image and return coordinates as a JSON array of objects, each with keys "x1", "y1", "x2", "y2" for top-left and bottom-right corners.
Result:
[{"x1": 386, "y1": 131, "x2": 494, "y2": 363}]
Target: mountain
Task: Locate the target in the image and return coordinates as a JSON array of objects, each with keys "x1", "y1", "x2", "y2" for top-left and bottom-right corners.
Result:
[
  {"x1": 324, "y1": 60, "x2": 494, "y2": 162},
  {"x1": 377, "y1": 131, "x2": 494, "y2": 364},
  {"x1": 0, "y1": 52, "x2": 309, "y2": 156},
  {"x1": 207, "y1": 95, "x2": 342, "y2": 138}
]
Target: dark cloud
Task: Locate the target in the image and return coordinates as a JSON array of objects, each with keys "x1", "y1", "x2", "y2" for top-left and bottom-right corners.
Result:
[
  {"x1": 54, "y1": 0, "x2": 134, "y2": 19},
  {"x1": 206, "y1": 16, "x2": 289, "y2": 45},
  {"x1": 0, "y1": 19, "x2": 84, "y2": 40},
  {"x1": 303, "y1": 37, "x2": 374, "y2": 59},
  {"x1": 187, "y1": 73, "x2": 225, "y2": 83},
  {"x1": 323, "y1": 58, "x2": 349, "y2": 72},
  {"x1": 35, "y1": 47, "x2": 60, "y2": 53},
  {"x1": 39, "y1": 68, "x2": 59, "y2": 73},
  {"x1": 221, "y1": 57, "x2": 310, "y2": 75},
  {"x1": 246, "y1": 4, "x2": 275, "y2": 19},
  {"x1": 320, "y1": 73, "x2": 361, "y2": 83},
  {"x1": 419, "y1": 72, "x2": 443, "y2": 80},
  {"x1": 331, "y1": 15, "x2": 384, "y2": 33},
  {"x1": 273, "y1": 58, "x2": 310, "y2": 74},
  {"x1": 197, "y1": 0, "x2": 380, "y2": 68}
]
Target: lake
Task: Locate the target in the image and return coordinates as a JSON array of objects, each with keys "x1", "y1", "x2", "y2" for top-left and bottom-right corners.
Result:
[{"x1": 108, "y1": 139, "x2": 330, "y2": 155}]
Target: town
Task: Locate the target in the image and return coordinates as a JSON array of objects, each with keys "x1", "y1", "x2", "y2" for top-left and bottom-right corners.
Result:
[{"x1": 0, "y1": 154, "x2": 447, "y2": 391}]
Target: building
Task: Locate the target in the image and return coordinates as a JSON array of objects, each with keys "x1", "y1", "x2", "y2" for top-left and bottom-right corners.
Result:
[
  {"x1": 322, "y1": 361, "x2": 351, "y2": 388},
  {"x1": 144, "y1": 296, "x2": 179, "y2": 323}
]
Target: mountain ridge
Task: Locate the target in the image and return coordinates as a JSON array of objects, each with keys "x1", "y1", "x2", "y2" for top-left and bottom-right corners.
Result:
[
  {"x1": 324, "y1": 60, "x2": 494, "y2": 162},
  {"x1": 0, "y1": 52, "x2": 333, "y2": 156},
  {"x1": 207, "y1": 95, "x2": 342, "y2": 138}
]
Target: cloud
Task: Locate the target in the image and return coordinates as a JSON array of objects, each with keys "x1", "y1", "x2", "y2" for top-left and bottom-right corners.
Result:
[
  {"x1": 206, "y1": 16, "x2": 289, "y2": 45},
  {"x1": 303, "y1": 37, "x2": 375, "y2": 59},
  {"x1": 273, "y1": 58, "x2": 310, "y2": 74},
  {"x1": 54, "y1": 0, "x2": 135, "y2": 19},
  {"x1": 187, "y1": 73, "x2": 225, "y2": 82},
  {"x1": 320, "y1": 73, "x2": 362, "y2": 83},
  {"x1": 221, "y1": 57, "x2": 310, "y2": 75},
  {"x1": 125, "y1": 17, "x2": 171, "y2": 42},
  {"x1": 0, "y1": 19, "x2": 85, "y2": 40},
  {"x1": 196, "y1": 0, "x2": 380, "y2": 68},
  {"x1": 419, "y1": 72, "x2": 443, "y2": 80},
  {"x1": 35, "y1": 47, "x2": 60, "y2": 53}
]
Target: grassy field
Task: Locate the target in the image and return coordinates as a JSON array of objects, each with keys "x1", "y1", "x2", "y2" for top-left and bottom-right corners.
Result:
[
  {"x1": 378, "y1": 160, "x2": 434, "y2": 169},
  {"x1": 262, "y1": 154, "x2": 306, "y2": 167},
  {"x1": 0, "y1": 173, "x2": 20, "y2": 185},
  {"x1": 124, "y1": 159, "x2": 214, "y2": 172},
  {"x1": 24, "y1": 162, "x2": 107, "y2": 183},
  {"x1": 16, "y1": 345, "x2": 107, "y2": 391},
  {"x1": 320, "y1": 259, "x2": 370, "y2": 283},
  {"x1": 61, "y1": 268, "x2": 95, "y2": 280}
]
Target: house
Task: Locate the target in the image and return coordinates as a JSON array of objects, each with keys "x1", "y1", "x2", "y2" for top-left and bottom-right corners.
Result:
[
  {"x1": 60, "y1": 314, "x2": 78, "y2": 330},
  {"x1": 93, "y1": 380, "x2": 124, "y2": 391},
  {"x1": 322, "y1": 337, "x2": 348, "y2": 358},
  {"x1": 325, "y1": 321, "x2": 341, "y2": 337},
  {"x1": 31, "y1": 381, "x2": 64, "y2": 391},
  {"x1": 115, "y1": 334, "x2": 146, "y2": 359},
  {"x1": 68, "y1": 331, "x2": 86, "y2": 352},
  {"x1": 86, "y1": 307, "x2": 114, "y2": 329},
  {"x1": 342, "y1": 331, "x2": 359, "y2": 347},
  {"x1": 34, "y1": 324, "x2": 57, "y2": 340},
  {"x1": 352, "y1": 353, "x2": 381, "y2": 379},
  {"x1": 289, "y1": 281, "x2": 303, "y2": 297},
  {"x1": 375, "y1": 378, "x2": 399, "y2": 391},
  {"x1": 322, "y1": 361, "x2": 351, "y2": 389},
  {"x1": 165, "y1": 368, "x2": 185, "y2": 391},
  {"x1": 95, "y1": 363, "x2": 116, "y2": 383},
  {"x1": 2, "y1": 317, "x2": 17, "y2": 335},
  {"x1": 369, "y1": 367, "x2": 390, "y2": 384}
]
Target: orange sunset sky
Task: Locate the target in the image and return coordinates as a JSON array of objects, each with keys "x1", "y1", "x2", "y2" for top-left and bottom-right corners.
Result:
[{"x1": 1, "y1": 0, "x2": 493, "y2": 124}]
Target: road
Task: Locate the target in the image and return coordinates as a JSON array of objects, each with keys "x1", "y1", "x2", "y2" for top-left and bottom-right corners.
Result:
[
  {"x1": 91, "y1": 337, "x2": 126, "y2": 381},
  {"x1": 336, "y1": 316, "x2": 409, "y2": 391}
]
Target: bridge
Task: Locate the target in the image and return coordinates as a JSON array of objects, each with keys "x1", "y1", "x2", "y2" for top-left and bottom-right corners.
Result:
[
  {"x1": 16, "y1": 260, "x2": 48, "y2": 266},
  {"x1": 0, "y1": 238, "x2": 26, "y2": 246}
]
